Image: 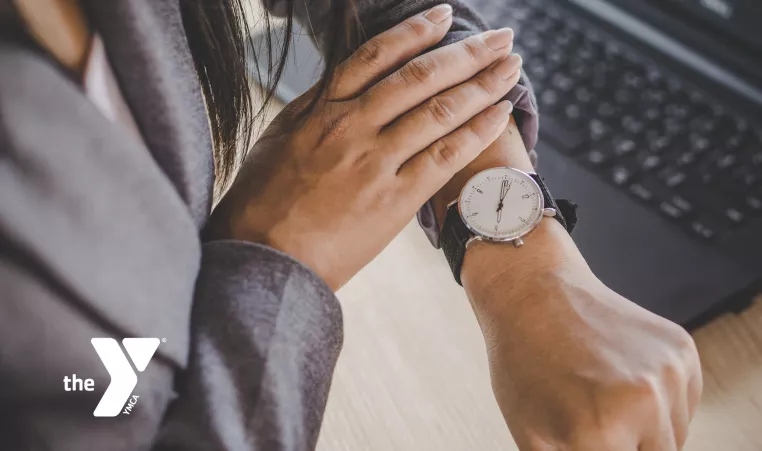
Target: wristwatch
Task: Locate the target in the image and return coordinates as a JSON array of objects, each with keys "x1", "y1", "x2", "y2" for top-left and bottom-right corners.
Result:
[{"x1": 439, "y1": 167, "x2": 578, "y2": 285}]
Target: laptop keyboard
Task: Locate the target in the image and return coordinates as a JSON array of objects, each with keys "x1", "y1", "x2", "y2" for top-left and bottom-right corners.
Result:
[{"x1": 492, "y1": 0, "x2": 762, "y2": 242}]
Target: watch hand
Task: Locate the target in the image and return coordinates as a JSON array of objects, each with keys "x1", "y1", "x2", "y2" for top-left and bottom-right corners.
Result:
[
  {"x1": 497, "y1": 208, "x2": 502, "y2": 223},
  {"x1": 500, "y1": 180, "x2": 512, "y2": 202}
]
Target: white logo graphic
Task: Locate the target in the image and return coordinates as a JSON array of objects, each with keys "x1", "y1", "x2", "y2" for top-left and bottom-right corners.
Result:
[{"x1": 90, "y1": 338, "x2": 160, "y2": 417}]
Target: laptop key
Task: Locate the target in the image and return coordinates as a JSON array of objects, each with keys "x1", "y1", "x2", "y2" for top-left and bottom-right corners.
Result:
[
  {"x1": 597, "y1": 101, "x2": 619, "y2": 118},
  {"x1": 689, "y1": 134, "x2": 712, "y2": 153},
  {"x1": 647, "y1": 134, "x2": 671, "y2": 154},
  {"x1": 613, "y1": 138, "x2": 638, "y2": 157},
  {"x1": 672, "y1": 196, "x2": 694, "y2": 214},
  {"x1": 676, "y1": 151, "x2": 697, "y2": 167},
  {"x1": 715, "y1": 154, "x2": 737, "y2": 170},
  {"x1": 689, "y1": 219, "x2": 720, "y2": 241},
  {"x1": 662, "y1": 169, "x2": 686, "y2": 188},
  {"x1": 565, "y1": 104, "x2": 583, "y2": 121},
  {"x1": 611, "y1": 165, "x2": 633, "y2": 186},
  {"x1": 622, "y1": 115, "x2": 646, "y2": 134},
  {"x1": 575, "y1": 86, "x2": 595, "y2": 103},
  {"x1": 589, "y1": 119, "x2": 611, "y2": 142},
  {"x1": 629, "y1": 183, "x2": 653, "y2": 202},
  {"x1": 584, "y1": 149, "x2": 610, "y2": 166},
  {"x1": 732, "y1": 167, "x2": 759, "y2": 188},
  {"x1": 746, "y1": 196, "x2": 762, "y2": 212},
  {"x1": 638, "y1": 153, "x2": 661, "y2": 172},
  {"x1": 540, "y1": 115, "x2": 587, "y2": 155},
  {"x1": 540, "y1": 89, "x2": 560, "y2": 109},
  {"x1": 724, "y1": 207, "x2": 745, "y2": 225},
  {"x1": 552, "y1": 73, "x2": 574, "y2": 92},
  {"x1": 659, "y1": 201, "x2": 685, "y2": 220}
]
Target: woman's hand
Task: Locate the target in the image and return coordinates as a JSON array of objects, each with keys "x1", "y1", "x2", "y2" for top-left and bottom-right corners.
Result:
[
  {"x1": 212, "y1": 4, "x2": 524, "y2": 289},
  {"x1": 463, "y1": 220, "x2": 703, "y2": 451}
]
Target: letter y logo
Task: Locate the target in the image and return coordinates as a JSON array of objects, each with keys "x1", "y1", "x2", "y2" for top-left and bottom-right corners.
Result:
[{"x1": 91, "y1": 338, "x2": 160, "y2": 417}]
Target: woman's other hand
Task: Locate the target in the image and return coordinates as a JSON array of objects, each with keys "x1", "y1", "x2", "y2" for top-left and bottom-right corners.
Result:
[{"x1": 212, "y1": 4, "x2": 523, "y2": 289}]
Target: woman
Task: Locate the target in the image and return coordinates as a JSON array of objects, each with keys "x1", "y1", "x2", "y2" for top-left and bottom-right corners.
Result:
[{"x1": 0, "y1": 0, "x2": 701, "y2": 450}]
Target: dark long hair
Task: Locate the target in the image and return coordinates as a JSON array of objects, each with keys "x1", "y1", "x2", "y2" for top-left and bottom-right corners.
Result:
[{"x1": 179, "y1": 0, "x2": 360, "y2": 195}]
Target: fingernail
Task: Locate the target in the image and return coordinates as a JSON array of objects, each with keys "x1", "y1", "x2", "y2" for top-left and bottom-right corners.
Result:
[
  {"x1": 424, "y1": 4, "x2": 453, "y2": 24},
  {"x1": 487, "y1": 100, "x2": 514, "y2": 121},
  {"x1": 492, "y1": 54, "x2": 523, "y2": 80},
  {"x1": 483, "y1": 28, "x2": 514, "y2": 51}
]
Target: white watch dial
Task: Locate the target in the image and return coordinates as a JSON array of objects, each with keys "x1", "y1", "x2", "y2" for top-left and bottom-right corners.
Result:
[{"x1": 458, "y1": 168, "x2": 544, "y2": 241}]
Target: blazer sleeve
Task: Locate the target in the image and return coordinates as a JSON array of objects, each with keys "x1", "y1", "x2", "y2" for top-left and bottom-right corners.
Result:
[
  {"x1": 154, "y1": 241, "x2": 343, "y2": 450},
  {"x1": 0, "y1": 238, "x2": 341, "y2": 451},
  {"x1": 281, "y1": 0, "x2": 539, "y2": 247}
]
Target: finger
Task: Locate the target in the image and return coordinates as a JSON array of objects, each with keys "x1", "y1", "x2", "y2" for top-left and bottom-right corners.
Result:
[
  {"x1": 328, "y1": 4, "x2": 454, "y2": 100},
  {"x1": 362, "y1": 27, "x2": 515, "y2": 126},
  {"x1": 638, "y1": 422, "x2": 679, "y2": 451},
  {"x1": 671, "y1": 403, "x2": 690, "y2": 450},
  {"x1": 678, "y1": 339, "x2": 703, "y2": 448},
  {"x1": 667, "y1": 372, "x2": 691, "y2": 449},
  {"x1": 686, "y1": 345, "x2": 704, "y2": 419},
  {"x1": 397, "y1": 100, "x2": 514, "y2": 204},
  {"x1": 380, "y1": 54, "x2": 522, "y2": 163}
]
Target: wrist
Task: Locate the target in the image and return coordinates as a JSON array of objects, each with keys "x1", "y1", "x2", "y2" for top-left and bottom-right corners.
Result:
[
  {"x1": 431, "y1": 117, "x2": 533, "y2": 229},
  {"x1": 460, "y1": 218, "x2": 590, "y2": 316}
]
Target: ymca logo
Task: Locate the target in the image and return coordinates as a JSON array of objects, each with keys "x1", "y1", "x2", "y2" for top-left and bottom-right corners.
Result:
[{"x1": 63, "y1": 338, "x2": 161, "y2": 417}]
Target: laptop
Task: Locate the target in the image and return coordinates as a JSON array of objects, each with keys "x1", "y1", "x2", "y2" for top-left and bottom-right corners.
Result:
[{"x1": 253, "y1": 0, "x2": 762, "y2": 329}]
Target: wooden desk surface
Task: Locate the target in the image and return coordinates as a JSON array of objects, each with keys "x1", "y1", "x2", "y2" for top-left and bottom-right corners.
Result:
[{"x1": 318, "y1": 221, "x2": 762, "y2": 451}]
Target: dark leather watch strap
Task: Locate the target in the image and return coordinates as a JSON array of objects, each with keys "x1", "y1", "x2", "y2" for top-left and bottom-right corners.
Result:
[
  {"x1": 529, "y1": 173, "x2": 578, "y2": 232},
  {"x1": 439, "y1": 172, "x2": 578, "y2": 286},
  {"x1": 440, "y1": 204, "x2": 473, "y2": 285}
]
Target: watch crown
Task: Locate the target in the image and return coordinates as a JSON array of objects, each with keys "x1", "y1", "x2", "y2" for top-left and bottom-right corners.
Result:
[
  {"x1": 543, "y1": 208, "x2": 557, "y2": 218},
  {"x1": 513, "y1": 238, "x2": 524, "y2": 248}
]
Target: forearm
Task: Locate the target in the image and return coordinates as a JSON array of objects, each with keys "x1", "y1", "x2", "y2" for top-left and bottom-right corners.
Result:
[{"x1": 157, "y1": 241, "x2": 342, "y2": 450}]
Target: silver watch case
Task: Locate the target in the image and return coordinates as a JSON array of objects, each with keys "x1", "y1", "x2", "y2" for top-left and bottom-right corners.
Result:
[{"x1": 449, "y1": 168, "x2": 556, "y2": 249}]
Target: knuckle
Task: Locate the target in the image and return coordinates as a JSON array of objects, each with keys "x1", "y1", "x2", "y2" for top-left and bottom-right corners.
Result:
[
  {"x1": 631, "y1": 374, "x2": 662, "y2": 406},
  {"x1": 661, "y1": 359, "x2": 686, "y2": 390},
  {"x1": 663, "y1": 322, "x2": 700, "y2": 367},
  {"x1": 675, "y1": 328, "x2": 698, "y2": 355},
  {"x1": 353, "y1": 149, "x2": 374, "y2": 169},
  {"x1": 425, "y1": 96, "x2": 457, "y2": 125},
  {"x1": 460, "y1": 122, "x2": 486, "y2": 146},
  {"x1": 428, "y1": 139, "x2": 460, "y2": 168},
  {"x1": 401, "y1": 17, "x2": 431, "y2": 39},
  {"x1": 571, "y1": 433, "x2": 621, "y2": 451},
  {"x1": 399, "y1": 56, "x2": 437, "y2": 85},
  {"x1": 461, "y1": 38, "x2": 485, "y2": 61},
  {"x1": 373, "y1": 185, "x2": 397, "y2": 206},
  {"x1": 355, "y1": 39, "x2": 383, "y2": 68},
  {"x1": 678, "y1": 340, "x2": 700, "y2": 374},
  {"x1": 472, "y1": 76, "x2": 496, "y2": 97},
  {"x1": 319, "y1": 108, "x2": 354, "y2": 143}
]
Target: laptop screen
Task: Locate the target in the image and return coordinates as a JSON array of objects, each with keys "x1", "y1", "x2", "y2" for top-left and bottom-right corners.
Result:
[
  {"x1": 663, "y1": 0, "x2": 762, "y2": 51},
  {"x1": 599, "y1": 0, "x2": 762, "y2": 84}
]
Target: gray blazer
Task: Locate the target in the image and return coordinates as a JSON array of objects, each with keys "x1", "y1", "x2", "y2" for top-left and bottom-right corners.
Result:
[{"x1": 0, "y1": 0, "x2": 536, "y2": 450}]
